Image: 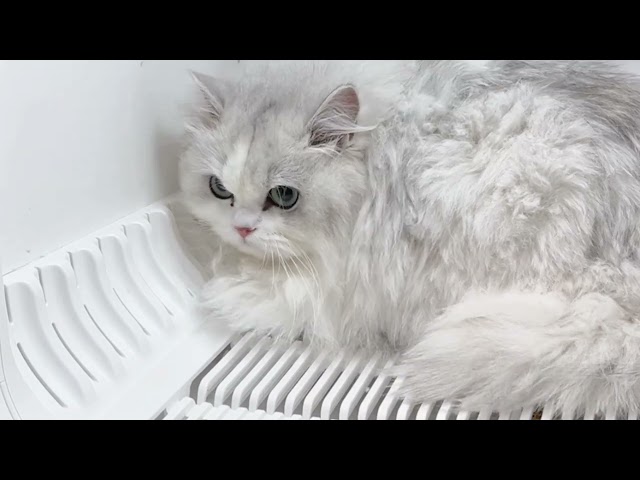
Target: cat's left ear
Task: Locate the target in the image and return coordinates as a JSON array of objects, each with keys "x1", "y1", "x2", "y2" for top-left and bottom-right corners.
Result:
[
  {"x1": 190, "y1": 71, "x2": 227, "y2": 124},
  {"x1": 307, "y1": 85, "x2": 371, "y2": 150}
]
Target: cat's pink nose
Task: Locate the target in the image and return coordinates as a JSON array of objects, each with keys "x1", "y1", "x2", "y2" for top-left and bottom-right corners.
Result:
[{"x1": 235, "y1": 227, "x2": 256, "y2": 239}]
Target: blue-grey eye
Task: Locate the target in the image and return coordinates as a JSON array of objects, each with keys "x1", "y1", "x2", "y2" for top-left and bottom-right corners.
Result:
[
  {"x1": 269, "y1": 186, "x2": 299, "y2": 210},
  {"x1": 209, "y1": 175, "x2": 233, "y2": 200}
]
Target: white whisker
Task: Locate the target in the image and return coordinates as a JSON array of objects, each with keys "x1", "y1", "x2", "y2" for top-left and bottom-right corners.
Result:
[
  {"x1": 268, "y1": 241, "x2": 276, "y2": 296},
  {"x1": 288, "y1": 251, "x2": 322, "y2": 330},
  {"x1": 274, "y1": 241, "x2": 298, "y2": 323}
]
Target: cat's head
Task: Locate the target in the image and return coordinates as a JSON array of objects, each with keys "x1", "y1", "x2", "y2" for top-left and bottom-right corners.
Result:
[{"x1": 179, "y1": 66, "x2": 375, "y2": 262}]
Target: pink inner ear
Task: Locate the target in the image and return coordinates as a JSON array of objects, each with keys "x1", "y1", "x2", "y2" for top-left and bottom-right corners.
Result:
[
  {"x1": 309, "y1": 85, "x2": 361, "y2": 147},
  {"x1": 334, "y1": 87, "x2": 359, "y2": 119}
]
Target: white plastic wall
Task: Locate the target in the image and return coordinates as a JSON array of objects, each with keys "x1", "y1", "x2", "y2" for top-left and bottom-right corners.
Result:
[{"x1": 0, "y1": 60, "x2": 240, "y2": 274}]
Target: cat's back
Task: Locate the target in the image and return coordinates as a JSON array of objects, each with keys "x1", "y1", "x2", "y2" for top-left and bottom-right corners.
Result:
[
  {"x1": 344, "y1": 61, "x2": 640, "y2": 350},
  {"x1": 396, "y1": 60, "x2": 640, "y2": 191},
  {"x1": 369, "y1": 61, "x2": 640, "y2": 288},
  {"x1": 489, "y1": 61, "x2": 640, "y2": 147}
]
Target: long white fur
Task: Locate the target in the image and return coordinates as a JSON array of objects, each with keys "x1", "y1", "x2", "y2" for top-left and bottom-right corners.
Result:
[{"x1": 179, "y1": 60, "x2": 640, "y2": 417}]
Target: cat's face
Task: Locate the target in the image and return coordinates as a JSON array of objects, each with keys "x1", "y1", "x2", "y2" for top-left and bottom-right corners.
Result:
[{"x1": 180, "y1": 72, "x2": 368, "y2": 261}]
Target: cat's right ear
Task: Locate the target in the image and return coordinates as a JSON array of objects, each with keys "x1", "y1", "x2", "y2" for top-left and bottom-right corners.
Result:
[{"x1": 190, "y1": 71, "x2": 226, "y2": 124}]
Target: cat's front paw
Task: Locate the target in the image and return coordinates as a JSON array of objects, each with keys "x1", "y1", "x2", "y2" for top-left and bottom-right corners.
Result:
[{"x1": 200, "y1": 276, "x2": 294, "y2": 338}]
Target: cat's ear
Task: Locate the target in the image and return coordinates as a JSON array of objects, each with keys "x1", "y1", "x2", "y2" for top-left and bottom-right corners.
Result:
[
  {"x1": 308, "y1": 85, "x2": 369, "y2": 150},
  {"x1": 190, "y1": 71, "x2": 226, "y2": 124}
]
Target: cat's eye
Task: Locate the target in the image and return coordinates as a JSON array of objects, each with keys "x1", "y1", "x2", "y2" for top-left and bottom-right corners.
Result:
[
  {"x1": 268, "y1": 186, "x2": 299, "y2": 210},
  {"x1": 209, "y1": 175, "x2": 233, "y2": 200}
]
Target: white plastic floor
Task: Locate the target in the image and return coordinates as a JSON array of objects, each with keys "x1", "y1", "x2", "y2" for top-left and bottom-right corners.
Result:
[
  {"x1": 1, "y1": 199, "x2": 635, "y2": 420},
  {"x1": 162, "y1": 332, "x2": 639, "y2": 421}
]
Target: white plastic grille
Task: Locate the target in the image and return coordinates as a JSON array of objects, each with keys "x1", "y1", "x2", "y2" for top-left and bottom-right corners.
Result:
[
  {"x1": 165, "y1": 332, "x2": 640, "y2": 421},
  {"x1": 163, "y1": 397, "x2": 320, "y2": 420},
  {"x1": 0, "y1": 203, "x2": 232, "y2": 419}
]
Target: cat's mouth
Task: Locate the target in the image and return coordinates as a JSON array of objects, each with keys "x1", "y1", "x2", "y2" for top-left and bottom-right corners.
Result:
[
  {"x1": 229, "y1": 236, "x2": 263, "y2": 258},
  {"x1": 214, "y1": 224, "x2": 299, "y2": 261}
]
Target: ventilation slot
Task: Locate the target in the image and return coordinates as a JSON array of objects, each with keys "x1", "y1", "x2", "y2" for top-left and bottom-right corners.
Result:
[
  {"x1": 3, "y1": 287, "x2": 13, "y2": 324},
  {"x1": 84, "y1": 306, "x2": 125, "y2": 358},
  {"x1": 112, "y1": 289, "x2": 150, "y2": 336},
  {"x1": 17, "y1": 343, "x2": 67, "y2": 408},
  {"x1": 52, "y1": 323, "x2": 97, "y2": 381}
]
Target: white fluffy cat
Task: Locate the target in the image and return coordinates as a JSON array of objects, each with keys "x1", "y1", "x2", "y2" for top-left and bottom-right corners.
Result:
[{"x1": 179, "y1": 60, "x2": 640, "y2": 417}]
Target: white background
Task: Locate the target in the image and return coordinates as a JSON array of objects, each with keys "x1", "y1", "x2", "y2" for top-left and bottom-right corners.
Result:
[
  {"x1": 0, "y1": 60, "x2": 240, "y2": 273},
  {"x1": 1, "y1": 60, "x2": 640, "y2": 273}
]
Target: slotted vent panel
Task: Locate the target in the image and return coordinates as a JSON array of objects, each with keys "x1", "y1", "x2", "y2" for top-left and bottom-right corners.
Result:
[{"x1": 166, "y1": 332, "x2": 638, "y2": 420}]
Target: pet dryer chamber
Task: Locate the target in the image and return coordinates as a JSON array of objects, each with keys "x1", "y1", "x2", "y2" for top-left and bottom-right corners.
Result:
[{"x1": 1, "y1": 60, "x2": 636, "y2": 421}]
